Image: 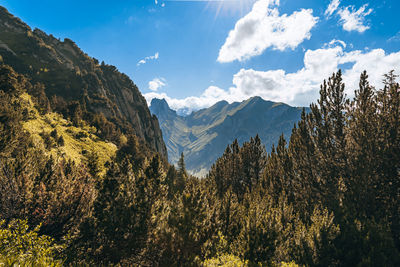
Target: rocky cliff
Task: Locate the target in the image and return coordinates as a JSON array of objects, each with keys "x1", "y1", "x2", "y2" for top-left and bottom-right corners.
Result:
[{"x1": 0, "y1": 6, "x2": 167, "y2": 157}]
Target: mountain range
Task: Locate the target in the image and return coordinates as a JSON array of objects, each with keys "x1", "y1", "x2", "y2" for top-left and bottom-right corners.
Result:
[{"x1": 150, "y1": 97, "x2": 307, "y2": 176}]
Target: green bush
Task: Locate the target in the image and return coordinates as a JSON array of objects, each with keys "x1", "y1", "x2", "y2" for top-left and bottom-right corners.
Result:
[
  {"x1": 0, "y1": 219, "x2": 63, "y2": 266},
  {"x1": 203, "y1": 254, "x2": 248, "y2": 267}
]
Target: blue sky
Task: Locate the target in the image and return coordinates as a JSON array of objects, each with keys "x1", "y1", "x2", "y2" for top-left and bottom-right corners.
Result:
[{"x1": 2, "y1": 0, "x2": 400, "y2": 113}]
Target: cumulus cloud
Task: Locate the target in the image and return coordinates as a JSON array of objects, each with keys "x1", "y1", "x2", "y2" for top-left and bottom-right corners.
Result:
[
  {"x1": 137, "y1": 52, "x2": 159, "y2": 66},
  {"x1": 217, "y1": 0, "x2": 318, "y2": 63},
  {"x1": 148, "y1": 77, "x2": 166, "y2": 91},
  {"x1": 145, "y1": 43, "x2": 400, "y2": 113},
  {"x1": 338, "y1": 4, "x2": 372, "y2": 33},
  {"x1": 325, "y1": 0, "x2": 340, "y2": 18}
]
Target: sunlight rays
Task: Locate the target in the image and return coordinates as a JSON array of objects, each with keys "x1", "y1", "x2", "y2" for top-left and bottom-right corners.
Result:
[{"x1": 165, "y1": 0, "x2": 256, "y2": 17}]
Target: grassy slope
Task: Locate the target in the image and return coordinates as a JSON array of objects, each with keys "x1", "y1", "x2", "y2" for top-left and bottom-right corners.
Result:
[{"x1": 20, "y1": 93, "x2": 117, "y2": 174}]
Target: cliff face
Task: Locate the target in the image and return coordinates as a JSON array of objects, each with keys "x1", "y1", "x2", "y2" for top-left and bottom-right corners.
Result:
[{"x1": 0, "y1": 6, "x2": 167, "y2": 157}]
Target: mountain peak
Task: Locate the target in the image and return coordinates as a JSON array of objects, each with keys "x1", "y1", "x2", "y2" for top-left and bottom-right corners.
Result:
[
  {"x1": 149, "y1": 98, "x2": 177, "y2": 119},
  {"x1": 214, "y1": 100, "x2": 229, "y2": 107},
  {"x1": 246, "y1": 96, "x2": 266, "y2": 105},
  {"x1": 0, "y1": 6, "x2": 31, "y2": 32},
  {"x1": 150, "y1": 98, "x2": 171, "y2": 113},
  {"x1": 0, "y1": 6, "x2": 10, "y2": 16},
  {"x1": 249, "y1": 96, "x2": 263, "y2": 101},
  {"x1": 150, "y1": 98, "x2": 170, "y2": 110}
]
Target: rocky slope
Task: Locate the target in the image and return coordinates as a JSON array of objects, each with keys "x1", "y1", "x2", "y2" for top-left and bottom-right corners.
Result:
[
  {"x1": 0, "y1": 6, "x2": 167, "y2": 157},
  {"x1": 150, "y1": 97, "x2": 306, "y2": 176}
]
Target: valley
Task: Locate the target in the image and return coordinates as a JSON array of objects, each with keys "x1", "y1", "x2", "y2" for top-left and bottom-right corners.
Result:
[{"x1": 150, "y1": 97, "x2": 307, "y2": 176}]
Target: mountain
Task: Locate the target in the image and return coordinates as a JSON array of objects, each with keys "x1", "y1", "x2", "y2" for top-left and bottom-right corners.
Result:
[
  {"x1": 0, "y1": 6, "x2": 167, "y2": 157},
  {"x1": 150, "y1": 96, "x2": 307, "y2": 176}
]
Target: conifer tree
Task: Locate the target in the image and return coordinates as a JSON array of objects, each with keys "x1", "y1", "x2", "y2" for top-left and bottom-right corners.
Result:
[
  {"x1": 176, "y1": 152, "x2": 187, "y2": 193},
  {"x1": 346, "y1": 71, "x2": 377, "y2": 218},
  {"x1": 240, "y1": 135, "x2": 265, "y2": 195},
  {"x1": 289, "y1": 110, "x2": 319, "y2": 214},
  {"x1": 312, "y1": 70, "x2": 348, "y2": 214}
]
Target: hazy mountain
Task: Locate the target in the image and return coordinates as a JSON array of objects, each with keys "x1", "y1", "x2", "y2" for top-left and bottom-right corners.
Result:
[
  {"x1": 150, "y1": 96, "x2": 307, "y2": 176},
  {"x1": 0, "y1": 6, "x2": 167, "y2": 157}
]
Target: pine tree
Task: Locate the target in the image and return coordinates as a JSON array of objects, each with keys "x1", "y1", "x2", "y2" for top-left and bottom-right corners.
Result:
[
  {"x1": 230, "y1": 139, "x2": 243, "y2": 201},
  {"x1": 289, "y1": 109, "x2": 319, "y2": 215},
  {"x1": 145, "y1": 154, "x2": 165, "y2": 199},
  {"x1": 76, "y1": 159, "x2": 150, "y2": 264},
  {"x1": 311, "y1": 70, "x2": 349, "y2": 214},
  {"x1": 176, "y1": 152, "x2": 187, "y2": 193},
  {"x1": 346, "y1": 71, "x2": 377, "y2": 218},
  {"x1": 240, "y1": 135, "x2": 266, "y2": 195},
  {"x1": 165, "y1": 165, "x2": 178, "y2": 199},
  {"x1": 376, "y1": 71, "x2": 400, "y2": 250}
]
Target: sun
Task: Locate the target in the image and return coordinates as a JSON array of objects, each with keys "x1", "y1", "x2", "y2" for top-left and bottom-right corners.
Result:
[
  {"x1": 206, "y1": 0, "x2": 255, "y2": 17},
  {"x1": 166, "y1": 0, "x2": 255, "y2": 17}
]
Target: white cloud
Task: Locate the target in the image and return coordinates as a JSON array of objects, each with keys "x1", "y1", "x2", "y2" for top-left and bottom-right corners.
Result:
[
  {"x1": 217, "y1": 0, "x2": 318, "y2": 63},
  {"x1": 137, "y1": 52, "x2": 159, "y2": 66},
  {"x1": 325, "y1": 0, "x2": 340, "y2": 18},
  {"x1": 338, "y1": 4, "x2": 372, "y2": 33},
  {"x1": 148, "y1": 77, "x2": 166, "y2": 91},
  {"x1": 145, "y1": 43, "x2": 400, "y2": 113},
  {"x1": 325, "y1": 39, "x2": 346, "y2": 49}
]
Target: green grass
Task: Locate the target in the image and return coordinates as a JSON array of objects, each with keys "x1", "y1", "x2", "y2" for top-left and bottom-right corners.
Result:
[{"x1": 20, "y1": 93, "x2": 117, "y2": 175}]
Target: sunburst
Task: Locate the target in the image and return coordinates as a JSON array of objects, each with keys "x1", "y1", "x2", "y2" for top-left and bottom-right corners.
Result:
[
  {"x1": 210, "y1": 0, "x2": 255, "y2": 18},
  {"x1": 166, "y1": 0, "x2": 256, "y2": 18}
]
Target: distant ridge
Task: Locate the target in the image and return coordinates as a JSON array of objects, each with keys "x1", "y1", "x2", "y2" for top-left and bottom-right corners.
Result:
[{"x1": 150, "y1": 97, "x2": 307, "y2": 176}]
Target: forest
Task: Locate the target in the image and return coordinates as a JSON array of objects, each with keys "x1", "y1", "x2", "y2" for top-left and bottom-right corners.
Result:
[{"x1": 0, "y1": 63, "x2": 399, "y2": 266}]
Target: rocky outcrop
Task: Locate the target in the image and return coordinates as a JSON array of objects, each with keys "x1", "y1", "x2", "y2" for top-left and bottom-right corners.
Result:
[{"x1": 0, "y1": 6, "x2": 167, "y2": 158}]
